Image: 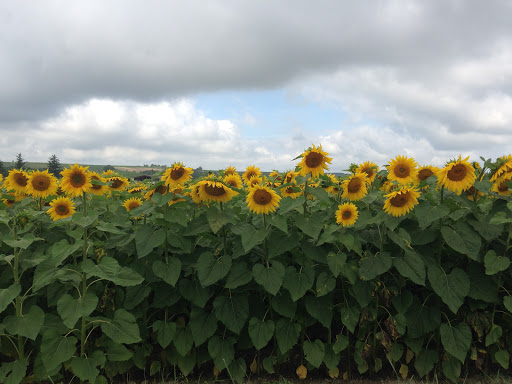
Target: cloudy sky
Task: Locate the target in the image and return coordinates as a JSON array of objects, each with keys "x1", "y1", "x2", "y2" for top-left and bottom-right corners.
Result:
[{"x1": 1, "y1": 1, "x2": 512, "y2": 172}]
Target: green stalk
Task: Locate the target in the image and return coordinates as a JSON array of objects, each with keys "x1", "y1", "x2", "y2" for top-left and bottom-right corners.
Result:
[
  {"x1": 80, "y1": 191, "x2": 89, "y2": 357},
  {"x1": 263, "y1": 214, "x2": 269, "y2": 267},
  {"x1": 13, "y1": 224, "x2": 25, "y2": 359},
  {"x1": 220, "y1": 203, "x2": 228, "y2": 254}
]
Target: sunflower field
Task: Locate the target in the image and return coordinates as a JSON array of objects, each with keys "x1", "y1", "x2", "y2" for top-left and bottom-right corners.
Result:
[{"x1": 1, "y1": 146, "x2": 512, "y2": 383}]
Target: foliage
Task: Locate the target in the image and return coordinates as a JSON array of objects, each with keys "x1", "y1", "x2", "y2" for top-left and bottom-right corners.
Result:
[
  {"x1": 13, "y1": 153, "x2": 26, "y2": 170},
  {"x1": 47, "y1": 154, "x2": 62, "y2": 177}
]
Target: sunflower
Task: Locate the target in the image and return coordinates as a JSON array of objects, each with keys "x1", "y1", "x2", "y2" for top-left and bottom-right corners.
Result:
[
  {"x1": 0, "y1": 174, "x2": 3, "y2": 183},
  {"x1": 269, "y1": 170, "x2": 280, "y2": 179},
  {"x1": 336, "y1": 202, "x2": 359, "y2": 227},
  {"x1": 162, "y1": 163, "x2": 194, "y2": 189},
  {"x1": 297, "y1": 144, "x2": 332, "y2": 178},
  {"x1": 168, "y1": 187, "x2": 186, "y2": 206},
  {"x1": 60, "y1": 164, "x2": 92, "y2": 197},
  {"x1": 197, "y1": 180, "x2": 238, "y2": 203},
  {"x1": 26, "y1": 170, "x2": 59, "y2": 198},
  {"x1": 47, "y1": 196, "x2": 76, "y2": 221},
  {"x1": 416, "y1": 165, "x2": 439, "y2": 185},
  {"x1": 490, "y1": 155, "x2": 512, "y2": 183},
  {"x1": 387, "y1": 155, "x2": 418, "y2": 185},
  {"x1": 107, "y1": 176, "x2": 130, "y2": 192},
  {"x1": 224, "y1": 174, "x2": 243, "y2": 189},
  {"x1": 464, "y1": 185, "x2": 484, "y2": 201},
  {"x1": 224, "y1": 166, "x2": 237, "y2": 176},
  {"x1": 144, "y1": 183, "x2": 168, "y2": 201},
  {"x1": 242, "y1": 165, "x2": 262, "y2": 184},
  {"x1": 383, "y1": 187, "x2": 420, "y2": 217},
  {"x1": 437, "y1": 155, "x2": 476, "y2": 195},
  {"x1": 3, "y1": 192, "x2": 28, "y2": 207},
  {"x1": 284, "y1": 171, "x2": 299, "y2": 184},
  {"x1": 280, "y1": 184, "x2": 302, "y2": 199},
  {"x1": 128, "y1": 184, "x2": 146, "y2": 194},
  {"x1": 247, "y1": 185, "x2": 281, "y2": 214},
  {"x1": 248, "y1": 176, "x2": 264, "y2": 188},
  {"x1": 356, "y1": 161, "x2": 379, "y2": 184},
  {"x1": 341, "y1": 173, "x2": 368, "y2": 201},
  {"x1": 123, "y1": 197, "x2": 143, "y2": 212},
  {"x1": 89, "y1": 172, "x2": 109, "y2": 196},
  {"x1": 189, "y1": 184, "x2": 203, "y2": 204},
  {"x1": 491, "y1": 178, "x2": 512, "y2": 196},
  {"x1": 6, "y1": 169, "x2": 29, "y2": 194},
  {"x1": 102, "y1": 169, "x2": 116, "y2": 177}
]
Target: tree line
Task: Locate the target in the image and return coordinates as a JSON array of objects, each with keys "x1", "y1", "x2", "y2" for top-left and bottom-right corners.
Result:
[{"x1": 0, "y1": 153, "x2": 62, "y2": 177}]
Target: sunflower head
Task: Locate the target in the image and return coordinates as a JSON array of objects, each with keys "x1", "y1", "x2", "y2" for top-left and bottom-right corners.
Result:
[
  {"x1": 162, "y1": 162, "x2": 194, "y2": 188},
  {"x1": 197, "y1": 180, "x2": 238, "y2": 203},
  {"x1": 123, "y1": 197, "x2": 143, "y2": 212},
  {"x1": 491, "y1": 177, "x2": 512, "y2": 196},
  {"x1": 297, "y1": 144, "x2": 332, "y2": 178},
  {"x1": 437, "y1": 155, "x2": 476, "y2": 195},
  {"x1": 6, "y1": 169, "x2": 29, "y2": 194},
  {"x1": 336, "y1": 202, "x2": 359, "y2": 227},
  {"x1": 224, "y1": 166, "x2": 237, "y2": 176},
  {"x1": 386, "y1": 155, "x2": 418, "y2": 185},
  {"x1": 490, "y1": 155, "x2": 512, "y2": 183},
  {"x1": 107, "y1": 176, "x2": 130, "y2": 192},
  {"x1": 284, "y1": 171, "x2": 299, "y2": 184},
  {"x1": 223, "y1": 174, "x2": 243, "y2": 189},
  {"x1": 356, "y1": 161, "x2": 379, "y2": 183},
  {"x1": 60, "y1": 164, "x2": 92, "y2": 197},
  {"x1": 341, "y1": 173, "x2": 368, "y2": 201},
  {"x1": 242, "y1": 165, "x2": 262, "y2": 184},
  {"x1": 26, "y1": 169, "x2": 59, "y2": 198},
  {"x1": 190, "y1": 184, "x2": 203, "y2": 204},
  {"x1": 383, "y1": 187, "x2": 420, "y2": 217},
  {"x1": 89, "y1": 172, "x2": 109, "y2": 196},
  {"x1": 280, "y1": 184, "x2": 302, "y2": 199},
  {"x1": 246, "y1": 185, "x2": 281, "y2": 214},
  {"x1": 47, "y1": 196, "x2": 76, "y2": 221}
]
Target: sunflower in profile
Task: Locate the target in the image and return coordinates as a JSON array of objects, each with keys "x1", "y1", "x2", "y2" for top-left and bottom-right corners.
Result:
[
  {"x1": 383, "y1": 187, "x2": 420, "y2": 217},
  {"x1": 88, "y1": 172, "x2": 109, "y2": 196},
  {"x1": 269, "y1": 170, "x2": 280, "y2": 180},
  {"x1": 2, "y1": 193, "x2": 16, "y2": 208},
  {"x1": 107, "y1": 176, "x2": 130, "y2": 192},
  {"x1": 356, "y1": 161, "x2": 379, "y2": 184},
  {"x1": 491, "y1": 178, "x2": 512, "y2": 196},
  {"x1": 242, "y1": 165, "x2": 262, "y2": 184},
  {"x1": 26, "y1": 170, "x2": 59, "y2": 198},
  {"x1": 6, "y1": 169, "x2": 29, "y2": 194},
  {"x1": 247, "y1": 185, "x2": 281, "y2": 214},
  {"x1": 284, "y1": 171, "x2": 299, "y2": 184},
  {"x1": 464, "y1": 185, "x2": 484, "y2": 201},
  {"x1": 162, "y1": 163, "x2": 194, "y2": 189},
  {"x1": 416, "y1": 165, "x2": 439, "y2": 185},
  {"x1": 437, "y1": 155, "x2": 476, "y2": 195},
  {"x1": 168, "y1": 187, "x2": 186, "y2": 206},
  {"x1": 341, "y1": 173, "x2": 368, "y2": 201},
  {"x1": 128, "y1": 183, "x2": 146, "y2": 194},
  {"x1": 60, "y1": 164, "x2": 92, "y2": 197},
  {"x1": 224, "y1": 174, "x2": 243, "y2": 189},
  {"x1": 387, "y1": 155, "x2": 418, "y2": 185},
  {"x1": 490, "y1": 155, "x2": 512, "y2": 183},
  {"x1": 224, "y1": 166, "x2": 237, "y2": 176},
  {"x1": 197, "y1": 180, "x2": 238, "y2": 203},
  {"x1": 280, "y1": 184, "x2": 302, "y2": 199},
  {"x1": 297, "y1": 144, "x2": 332, "y2": 178},
  {"x1": 102, "y1": 169, "x2": 116, "y2": 177},
  {"x1": 336, "y1": 202, "x2": 359, "y2": 227},
  {"x1": 123, "y1": 197, "x2": 143, "y2": 212},
  {"x1": 47, "y1": 196, "x2": 76, "y2": 221},
  {"x1": 144, "y1": 183, "x2": 168, "y2": 201},
  {"x1": 0, "y1": 174, "x2": 3, "y2": 183},
  {"x1": 189, "y1": 184, "x2": 203, "y2": 204}
]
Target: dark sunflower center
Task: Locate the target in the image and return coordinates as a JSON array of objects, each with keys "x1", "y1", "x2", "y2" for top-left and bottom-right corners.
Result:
[
  {"x1": 498, "y1": 181, "x2": 509, "y2": 192},
  {"x1": 155, "y1": 185, "x2": 168, "y2": 195},
  {"x1": 305, "y1": 152, "x2": 323, "y2": 168},
  {"x1": 286, "y1": 175, "x2": 293, "y2": 183},
  {"x1": 226, "y1": 180, "x2": 237, "y2": 187},
  {"x1": 250, "y1": 178, "x2": 260, "y2": 186},
  {"x1": 253, "y1": 189, "x2": 272, "y2": 205},
  {"x1": 342, "y1": 210, "x2": 352, "y2": 219},
  {"x1": 56, "y1": 204, "x2": 69, "y2": 215},
  {"x1": 128, "y1": 202, "x2": 140, "y2": 210},
  {"x1": 111, "y1": 179, "x2": 123, "y2": 189},
  {"x1": 204, "y1": 184, "x2": 226, "y2": 196},
  {"x1": 171, "y1": 167, "x2": 185, "y2": 180},
  {"x1": 71, "y1": 173, "x2": 86, "y2": 188},
  {"x1": 465, "y1": 186, "x2": 476, "y2": 195},
  {"x1": 56, "y1": 187, "x2": 64, "y2": 195},
  {"x1": 246, "y1": 171, "x2": 257, "y2": 179},
  {"x1": 447, "y1": 164, "x2": 467, "y2": 182},
  {"x1": 14, "y1": 173, "x2": 28, "y2": 187},
  {"x1": 362, "y1": 167, "x2": 373, "y2": 178},
  {"x1": 32, "y1": 175, "x2": 50, "y2": 191},
  {"x1": 390, "y1": 193, "x2": 409, "y2": 207},
  {"x1": 286, "y1": 187, "x2": 295, "y2": 194},
  {"x1": 418, "y1": 169, "x2": 434, "y2": 181},
  {"x1": 347, "y1": 178, "x2": 362, "y2": 193},
  {"x1": 91, "y1": 176, "x2": 102, "y2": 190},
  {"x1": 394, "y1": 165, "x2": 410, "y2": 178}
]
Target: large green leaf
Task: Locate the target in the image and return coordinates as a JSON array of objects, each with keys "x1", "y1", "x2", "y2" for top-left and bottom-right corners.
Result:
[
  {"x1": 0, "y1": 283, "x2": 21, "y2": 314},
  {"x1": 305, "y1": 294, "x2": 333, "y2": 328},
  {"x1": 414, "y1": 202, "x2": 450, "y2": 228},
  {"x1": 294, "y1": 212, "x2": 324, "y2": 240},
  {"x1": 279, "y1": 196, "x2": 306, "y2": 214},
  {"x1": 248, "y1": 318, "x2": 275, "y2": 350},
  {"x1": 315, "y1": 272, "x2": 336, "y2": 297},
  {"x1": 70, "y1": 356, "x2": 100, "y2": 383},
  {"x1": 405, "y1": 302, "x2": 440, "y2": 338},
  {"x1": 485, "y1": 324, "x2": 502, "y2": 347},
  {"x1": 275, "y1": 318, "x2": 301, "y2": 354},
  {"x1": 100, "y1": 309, "x2": 141, "y2": 344},
  {"x1": 152, "y1": 258, "x2": 181, "y2": 286},
  {"x1": 206, "y1": 206, "x2": 236, "y2": 234},
  {"x1": 196, "y1": 251, "x2": 232, "y2": 287},
  {"x1": 189, "y1": 306, "x2": 218, "y2": 346},
  {"x1": 173, "y1": 326, "x2": 194, "y2": 356},
  {"x1": 106, "y1": 340, "x2": 133, "y2": 361},
  {"x1": 252, "y1": 261, "x2": 285, "y2": 295},
  {"x1": 333, "y1": 334, "x2": 349, "y2": 353},
  {"x1": 359, "y1": 251, "x2": 392, "y2": 280},
  {"x1": 267, "y1": 231, "x2": 300, "y2": 258},
  {"x1": 208, "y1": 335, "x2": 235, "y2": 371},
  {"x1": 47, "y1": 239, "x2": 83, "y2": 265},
  {"x1": 213, "y1": 294, "x2": 249, "y2": 334},
  {"x1": 271, "y1": 291, "x2": 297, "y2": 318},
  {"x1": 283, "y1": 265, "x2": 315, "y2": 301},
  {"x1": 225, "y1": 261, "x2": 253, "y2": 289},
  {"x1": 3, "y1": 233, "x2": 43, "y2": 249},
  {"x1": 484, "y1": 250, "x2": 510, "y2": 275},
  {"x1": 228, "y1": 358, "x2": 247, "y2": 384},
  {"x1": 442, "y1": 355, "x2": 461, "y2": 383},
  {"x1": 495, "y1": 350, "x2": 510, "y2": 370},
  {"x1": 303, "y1": 340, "x2": 325, "y2": 368},
  {"x1": 428, "y1": 266, "x2": 470, "y2": 313},
  {"x1": 440, "y1": 322, "x2": 471, "y2": 363},
  {"x1": 393, "y1": 250, "x2": 425, "y2": 286},
  {"x1": 441, "y1": 224, "x2": 481, "y2": 261},
  {"x1": 0, "y1": 358, "x2": 27, "y2": 384},
  {"x1": 326, "y1": 251, "x2": 347, "y2": 278},
  {"x1": 135, "y1": 225, "x2": 166, "y2": 258},
  {"x1": 241, "y1": 226, "x2": 267, "y2": 252},
  {"x1": 340, "y1": 306, "x2": 359, "y2": 334},
  {"x1": 57, "y1": 293, "x2": 98, "y2": 329},
  {"x1": 179, "y1": 278, "x2": 212, "y2": 308},
  {"x1": 4, "y1": 305, "x2": 44, "y2": 340},
  {"x1": 152, "y1": 320, "x2": 176, "y2": 348},
  {"x1": 40, "y1": 330, "x2": 77, "y2": 371},
  {"x1": 414, "y1": 350, "x2": 438, "y2": 378},
  {"x1": 81, "y1": 257, "x2": 144, "y2": 287}
]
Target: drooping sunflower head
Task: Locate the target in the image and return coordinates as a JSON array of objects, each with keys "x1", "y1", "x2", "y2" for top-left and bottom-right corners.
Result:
[
  {"x1": 102, "y1": 169, "x2": 116, "y2": 177},
  {"x1": 60, "y1": 164, "x2": 92, "y2": 197},
  {"x1": 280, "y1": 184, "x2": 302, "y2": 199},
  {"x1": 284, "y1": 171, "x2": 299, "y2": 184},
  {"x1": 356, "y1": 161, "x2": 379, "y2": 183},
  {"x1": 88, "y1": 172, "x2": 109, "y2": 196},
  {"x1": 189, "y1": 183, "x2": 203, "y2": 204},
  {"x1": 223, "y1": 174, "x2": 243, "y2": 189},
  {"x1": 464, "y1": 185, "x2": 484, "y2": 201},
  {"x1": 47, "y1": 196, "x2": 76, "y2": 221},
  {"x1": 224, "y1": 166, "x2": 237, "y2": 176},
  {"x1": 162, "y1": 162, "x2": 194, "y2": 188},
  {"x1": 297, "y1": 144, "x2": 332, "y2": 178},
  {"x1": 490, "y1": 155, "x2": 512, "y2": 183},
  {"x1": 246, "y1": 185, "x2": 281, "y2": 214},
  {"x1": 269, "y1": 170, "x2": 280, "y2": 179},
  {"x1": 123, "y1": 197, "x2": 143, "y2": 212},
  {"x1": 26, "y1": 170, "x2": 59, "y2": 198},
  {"x1": 336, "y1": 202, "x2": 359, "y2": 227},
  {"x1": 6, "y1": 169, "x2": 29, "y2": 194},
  {"x1": 491, "y1": 177, "x2": 512, "y2": 196},
  {"x1": 341, "y1": 173, "x2": 368, "y2": 201},
  {"x1": 437, "y1": 155, "x2": 476, "y2": 195},
  {"x1": 107, "y1": 176, "x2": 130, "y2": 192},
  {"x1": 0, "y1": 174, "x2": 3, "y2": 183},
  {"x1": 197, "y1": 180, "x2": 238, "y2": 203},
  {"x1": 128, "y1": 183, "x2": 146, "y2": 194},
  {"x1": 383, "y1": 187, "x2": 420, "y2": 217},
  {"x1": 242, "y1": 165, "x2": 262, "y2": 184},
  {"x1": 386, "y1": 155, "x2": 418, "y2": 185}
]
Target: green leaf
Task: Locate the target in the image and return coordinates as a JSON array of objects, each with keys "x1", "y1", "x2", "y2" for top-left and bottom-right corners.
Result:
[
  {"x1": 494, "y1": 350, "x2": 510, "y2": 370},
  {"x1": 48, "y1": 239, "x2": 82, "y2": 265},
  {"x1": 414, "y1": 350, "x2": 438, "y2": 378},
  {"x1": 440, "y1": 322, "x2": 471, "y2": 363},
  {"x1": 504, "y1": 296, "x2": 512, "y2": 312},
  {"x1": 294, "y1": 212, "x2": 324, "y2": 240},
  {"x1": 333, "y1": 334, "x2": 349, "y2": 353},
  {"x1": 153, "y1": 320, "x2": 176, "y2": 348},
  {"x1": 152, "y1": 258, "x2": 181, "y2": 286},
  {"x1": 196, "y1": 252, "x2": 232, "y2": 287},
  {"x1": 279, "y1": 196, "x2": 305, "y2": 214},
  {"x1": 4, "y1": 305, "x2": 44, "y2": 340},
  {"x1": 213, "y1": 294, "x2": 249, "y2": 334},
  {"x1": 124, "y1": 285, "x2": 151, "y2": 310},
  {"x1": 307, "y1": 185, "x2": 332, "y2": 204},
  {"x1": 241, "y1": 226, "x2": 267, "y2": 252},
  {"x1": 106, "y1": 340, "x2": 133, "y2": 361},
  {"x1": 326, "y1": 251, "x2": 347, "y2": 278},
  {"x1": 315, "y1": 272, "x2": 336, "y2": 297},
  {"x1": 267, "y1": 231, "x2": 300, "y2": 258},
  {"x1": 135, "y1": 225, "x2": 166, "y2": 258},
  {"x1": 305, "y1": 295, "x2": 333, "y2": 328},
  {"x1": 252, "y1": 261, "x2": 285, "y2": 295},
  {"x1": 414, "y1": 202, "x2": 450, "y2": 228},
  {"x1": 208, "y1": 335, "x2": 235, "y2": 371},
  {"x1": 206, "y1": 206, "x2": 235, "y2": 234},
  {"x1": 1, "y1": 359, "x2": 27, "y2": 384},
  {"x1": 189, "y1": 306, "x2": 218, "y2": 347},
  {"x1": 225, "y1": 261, "x2": 253, "y2": 289},
  {"x1": 3, "y1": 233, "x2": 43, "y2": 249},
  {"x1": 179, "y1": 278, "x2": 212, "y2": 308},
  {"x1": 359, "y1": 251, "x2": 392, "y2": 280},
  {"x1": 177, "y1": 351, "x2": 196, "y2": 376},
  {"x1": 248, "y1": 318, "x2": 275, "y2": 350},
  {"x1": 340, "y1": 307, "x2": 359, "y2": 334},
  {"x1": 484, "y1": 250, "x2": 510, "y2": 275},
  {"x1": 0, "y1": 283, "x2": 21, "y2": 314},
  {"x1": 40, "y1": 330, "x2": 77, "y2": 371},
  {"x1": 270, "y1": 292, "x2": 297, "y2": 318},
  {"x1": 303, "y1": 340, "x2": 325, "y2": 368},
  {"x1": 57, "y1": 293, "x2": 98, "y2": 329},
  {"x1": 173, "y1": 326, "x2": 194, "y2": 356},
  {"x1": 267, "y1": 214, "x2": 288, "y2": 233},
  {"x1": 390, "y1": 343, "x2": 404, "y2": 362},
  {"x1": 489, "y1": 211, "x2": 512, "y2": 225},
  {"x1": 405, "y1": 302, "x2": 440, "y2": 338},
  {"x1": 428, "y1": 266, "x2": 470, "y2": 313},
  {"x1": 442, "y1": 355, "x2": 461, "y2": 384},
  {"x1": 72, "y1": 212, "x2": 98, "y2": 228},
  {"x1": 96, "y1": 222, "x2": 126, "y2": 235},
  {"x1": 283, "y1": 265, "x2": 315, "y2": 301},
  {"x1": 228, "y1": 358, "x2": 247, "y2": 384},
  {"x1": 262, "y1": 356, "x2": 276, "y2": 374},
  {"x1": 275, "y1": 318, "x2": 301, "y2": 354},
  {"x1": 81, "y1": 257, "x2": 144, "y2": 287},
  {"x1": 485, "y1": 324, "x2": 502, "y2": 347},
  {"x1": 70, "y1": 356, "x2": 100, "y2": 383},
  {"x1": 100, "y1": 309, "x2": 141, "y2": 344},
  {"x1": 441, "y1": 224, "x2": 481, "y2": 261},
  {"x1": 150, "y1": 361, "x2": 161, "y2": 376},
  {"x1": 393, "y1": 250, "x2": 426, "y2": 286}
]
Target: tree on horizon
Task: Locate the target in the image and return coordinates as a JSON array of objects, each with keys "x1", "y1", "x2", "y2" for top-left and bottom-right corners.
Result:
[
  {"x1": 14, "y1": 153, "x2": 26, "y2": 170},
  {"x1": 47, "y1": 154, "x2": 62, "y2": 177}
]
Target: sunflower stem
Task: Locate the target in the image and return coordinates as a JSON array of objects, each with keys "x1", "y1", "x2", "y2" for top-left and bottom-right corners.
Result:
[
  {"x1": 263, "y1": 214, "x2": 269, "y2": 267},
  {"x1": 80, "y1": 191, "x2": 89, "y2": 358},
  {"x1": 12, "y1": 224, "x2": 25, "y2": 360},
  {"x1": 440, "y1": 185, "x2": 444, "y2": 204},
  {"x1": 303, "y1": 178, "x2": 308, "y2": 217},
  {"x1": 220, "y1": 203, "x2": 228, "y2": 254}
]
